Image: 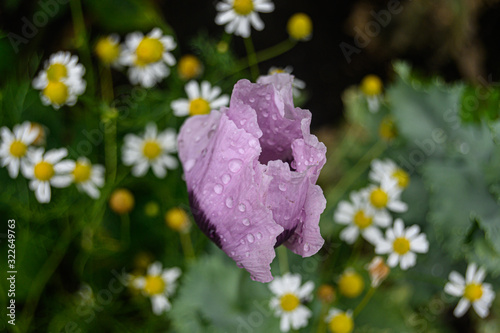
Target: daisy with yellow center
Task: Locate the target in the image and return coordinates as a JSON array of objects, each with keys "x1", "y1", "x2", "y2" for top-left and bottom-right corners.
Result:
[
  {"x1": 263, "y1": 67, "x2": 306, "y2": 98},
  {"x1": 177, "y1": 54, "x2": 203, "y2": 80},
  {"x1": 94, "y1": 35, "x2": 121, "y2": 66},
  {"x1": 374, "y1": 219, "x2": 428, "y2": 270},
  {"x1": 287, "y1": 13, "x2": 313, "y2": 41},
  {"x1": 334, "y1": 190, "x2": 391, "y2": 245},
  {"x1": 325, "y1": 309, "x2": 354, "y2": 333},
  {"x1": 23, "y1": 148, "x2": 72, "y2": 203},
  {"x1": 132, "y1": 261, "x2": 181, "y2": 315},
  {"x1": 360, "y1": 74, "x2": 383, "y2": 113},
  {"x1": 445, "y1": 263, "x2": 495, "y2": 318},
  {"x1": 215, "y1": 0, "x2": 275, "y2": 38},
  {"x1": 363, "y1": 177, "x2": 407, "y2": 213},
  {"x1": 0, "y1": 122, "x2": 40, "y2": 178},
  {"x1": 122, "y1": 123, "x2": 178, "y2": 178},
  {"x1": 366, "y1": 256, "x2": 390, "y2": 287},
  {"x1": 171, "y1": 81, "x2": 229, "y2": 117},
  {"x1": 120, "y1": 28, "x2": 176, "y2": 88},
  {"x1": 32, "y1": 51, "x2": 86, "y2": 109},
  {"x1": 269, "y1": 273, "x2": 314, "y2": 332},
  {"x1": 57, "y1": 157, "x2": 105, "y2": 199},
  {"x1": 369, "y1": 158, "x2": 410, "y2": 190}
]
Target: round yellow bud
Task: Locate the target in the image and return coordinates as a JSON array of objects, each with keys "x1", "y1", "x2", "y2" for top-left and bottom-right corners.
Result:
[
  {"x1": 144, "y1": 201, "x2": 160, "y2": 217},
  {"x1": 95, "y1": 36, "x2": 120, "y2": 64},
  {"x1": 317, "y1": 284, "x2": 336, "y2": 303},
  {"x1": 379, "y1": 116, "x2": 397, "y2": 141},
  {"x1": 360, "y1": 75, "x2": 383, "y2": 96},
  {"x1": 177, "y1": 54, "x2": 203, "y2": 80},
  {"x1": 165, "y1": 207, "x2": 190, "y2": 232},
  {"x1": 287, "y1": 13, "x2": 313, "y2": 41},
  {"x1": 338, "y1": 271, "x2": 364, "y2": 298},
  {"x1": 109, "y1": 188, "x2": 135, "y2": 215}
]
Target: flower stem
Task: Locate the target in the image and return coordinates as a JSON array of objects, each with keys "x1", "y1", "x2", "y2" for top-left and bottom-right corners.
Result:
[
  {"x1": 243, "y1": 37, "x2": 259, "y2": 81},
  {"x1": 315, "y1": 301, "x2": 329, "y2": 333},
  {"x1": 278, "y1": 246, "x2": 289, "y2": 274},
  {"x1": 353, "y1": 286, "x2": 376, "y2": 318},
  {"x1": 121, "y1": 213, "x2": 130, "y2": 248},
  {"x1": 180, "y1": 231, "x2": 196, "y2": 262}
]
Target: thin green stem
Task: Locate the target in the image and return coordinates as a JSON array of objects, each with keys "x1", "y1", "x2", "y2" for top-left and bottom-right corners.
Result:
[
  {"x1": 243, "y1": 37, "x2": 259, "y2": 81},
  {"x1": 353, "y1": 286, "x2": 376, "y2": 318},
  {"x1": 315, "y1": 301, "x2": 329, "y2": 333},
  {"x1": 278, "y1": 246, "x2": 289, "y2": 274},
  {"x1": 121, "y1": 213, "x2": 130, "y2": 249},
  {"x1": 179, "y1": 231, "x2": 196, "y2": 262}
]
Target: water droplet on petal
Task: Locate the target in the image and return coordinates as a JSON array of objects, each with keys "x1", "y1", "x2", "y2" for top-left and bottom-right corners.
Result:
[
  {"x1": 238, "y1": 148, "x2": 245, "y2": 154},
  {"x1": 256, "y1": 232, "x2": 262, "y2": 240},
  {"x1": 195, "y1": 136, "x2": 201, "y2": 142},
  {"x1": 228, "y1": 159, "x2": 243, "y2": 173},
  {"x1": 245, "y1": 252, "x2": 250, "y2": 257},
  {"x1": 242, "y1": 218, "x2": 250, "y2": 226},
  {"x1": 304, "y1": 243, "x2": 310, "y2": 252},
  {"x1": 271, "y1": 114, "x2": 277, "y2": 120},
  {"x1": 279, "y1": 183, "x2": 287, "y2": 191},
  {"x1": 262, "y1": 112, "x2": 268, "y2": 118},
  {"x1": 238, "y1": 203, "x2": 246, "y2": 212},
  {"x1": 201, "y1": 148, "x2": 207, "y2": 157},
  {"x1": 214, "y1": 184, "x2": 223, "y2": 194},
  {"x1": 249, "y1": 97, "x2": 255, "y2": 103},
  {"x1": 221, "y1": 174, "x2": 231, "y2": 184},
  {"x1": 185, "y1": 159, "x2": 196, "y2": 172},
  {"x1": 247, "y1": 234, "x2": 255, "y2": 243},
  {"x1": 207, "y1": 129, "x2": 215, "y2": 138},
  {"x1": 230, "y1": 251, "x2": 235, "y2": 256},
  {"x1": 265, "y1": 94, "x2": 271, "y2": 100},
  {"x1": 249, "y1": 139, "x2": 258, "y2": 147},
  {"x1": 225, "y1": 197, "x2": 233, "y2": 208}
]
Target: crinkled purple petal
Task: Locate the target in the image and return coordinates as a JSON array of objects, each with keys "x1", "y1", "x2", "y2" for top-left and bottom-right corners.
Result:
[{"x1": 178, "y1": 73, "x2": 326, "y2": 282}]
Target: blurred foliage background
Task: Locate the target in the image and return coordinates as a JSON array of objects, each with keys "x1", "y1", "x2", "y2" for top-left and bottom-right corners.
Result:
[{"x1": 1, "y1": 0, "x2": 500, "y2": 332}]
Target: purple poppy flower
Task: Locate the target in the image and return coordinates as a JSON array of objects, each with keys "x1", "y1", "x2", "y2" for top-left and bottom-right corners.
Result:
[{"x1": 178, "y1": 74, "x2": 327, "y2": 283}]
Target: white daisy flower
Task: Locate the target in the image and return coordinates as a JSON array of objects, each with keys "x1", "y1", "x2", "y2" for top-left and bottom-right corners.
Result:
[
  {"x1": 444, "y1": 263, "x2": 495, "y2": 318},
  {"x1": 269, "y1": 273, "x2": 314, "y2": 332},
  {"x1": 133, "y1": 261, "x2": 181, "y2": 315},
  {"x1": 32, "y1": 51, "x2": 86, "y2": 109},
  {"x1": 369, "y1": 159, "x2": 410, "y2": 190},
  {"x1": 0, "y1": 122, "x2": 40, "y2": 178},
  {"x1": 325, "y1": 308, "x2": 354, "y2": 333},
  {"x1": 171, "y1": 80, "x2": 229, "y2": 117},
  {"x1": 23, "y1": 148, "x2": 72, "y2": 203},
  {"x1": 334, "y1": 190, "x2": 391, "y2": 245},
  {"x1": 57, "y1": 157, "x2": 105, "y2": 199},
  {"x1": 215, "y1": 0, "x2": 275, "y2": 38},
  {"x1": 122, "y1": 123, "x2": 178, "y2": 178},
  {"x1": 120, "y1": 28, "x2": 176, "y2": 88},
  {"x1": 266, "y1": 66, "x2": 306, "y2": 97},
  {"x1": 360, "y1": 75, "x2": 383, "y2": 113},
  {"x1": 374, "y1": 219, "x2": 429, "y2": 270},
  {"x1": 362, "y1": 177, "x2": 408, "y2": 213}
]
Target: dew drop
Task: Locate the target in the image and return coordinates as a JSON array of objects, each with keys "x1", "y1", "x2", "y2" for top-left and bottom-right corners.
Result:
[
  {"x1": 304, "y1": 243, "x2": 310, "y2": 252},
  {"x1": 245, "y1": 252, "x2": 250, "y2": 257},
  {"x1": 240, "y1": 119, "x2": 247, "y2": 125},
  {"x1": 242, "y1": 218, "x2": 250, "y2": 226},
  {"x1": 238, "y1": 148, "x2": 245, "y2": 154},
  {"x1": 221, "y1": 174, "x2": 231, "y2": 184},
  {"x1": 195, "y1": 136, "x2": 201, "y2": 142},
  {"x1": 225, "y1": 196, "x2": 234, "y2": 208},
  {"x1": 262, "y1": 111, "x2": 269, "y2": 118},
  {"x1": 201, "y1": 148, "x2": 207, "y2": 157},
  {"x1": 238, "y1": 203, "x2": 246, "y2": 212},
  {"x1": 207, "y1": 129, "x2": 215, "y2": 138},
  {"x1": 278, "y1": 183, "x2": 287, "y2": 191},
  {"x1": 265, "y1": 94, "x2": 271, "y2": 100},
  {"x1": 228, "y1": 159, "x2": 243, "y2": 173},
  {"x1": 214, "y1": 184, "x2": 223, "y2": 194},
  {"x1": 249, "y1": 97, "x2": 255, "y2": 103},
  {"x1": 249, "y1": 138, "x2": 258, "y2": 147},
  {"x1": 256, "y1": 232, "x2": 262, "y2": 240},
  {"x1": 271, "y1": 114, "x2": 277, "y2": 120},
  {"x1": 246, "y1": 233, "x2": 255, "y2": 243},
  {"x1": 230, "y1": 251, "x2": 235, "y2": 256},
  {"x1": 184, "y1": 159, "x2": 196, "y2": 172}
]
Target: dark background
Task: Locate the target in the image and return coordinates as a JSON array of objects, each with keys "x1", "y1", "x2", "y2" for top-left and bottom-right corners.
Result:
[{"x1": 2, "y1": 0, "x2": 500, "y2": 128}]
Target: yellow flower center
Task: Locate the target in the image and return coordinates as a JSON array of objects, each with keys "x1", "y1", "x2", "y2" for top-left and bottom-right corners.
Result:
[
  {"x1": 178, "y1": 54, "x2": 202, "y2": 80},
  {"x1": 233, "y1": 0, "x2": 254, "y2": 15},
  {"x1": 361, "y1": 75, "x2": 383, "y2": 96},
  {"x1": 95, "y1": 37, "x2": 120, "y2": 64},
  {"x1": 353, "y1": 210, "x2": 373, "y2": 229},
  {"x1": 189, "y1": 98, "x2": 211, "y2": 116},
  {"x1": 135, "y1": 37, "x2": 164, "y2": 66},
  {"x1": 392, "y1": 169, "x2": 410, "y2": 188},
  {"x1": 43, "y1": 81, "x2": 69, "y2": 105},
  {"x1": 393, "y1": 237, "x2": 410, "y2": 255},
  {"x1": 328, "y1": 313, "x2": 354, "y2": 333},
  {"x1": 280, "y1": 293, "x2": 300, "y2": 312},
  {"x1": 9, "y1": 140, "x2": 27, "y2": 158},
  {"x1": 165, "y1": 208, "x2": 190, "y2": 232},
  {"x1": 338, "y1": 272, "x2": 364, "y2": 298},
  {"x1": 287, "y1": 13, "x2": 313, "y2": 40},
  {"x1": 142, "y1": 140, "x2": 162, "y2": 160},
  {"x1": 72, "y1": 162, "x2": 92, "y2": 183},
  {"x1": 46, "y1": 63, "x2": 68, "y2": 82},
  {"x1": 369, "y1": 188, "x2": 388, "y2": 209},
  {"x1": 464, "y1": 283, "x2": 483, "y2": 302},
  {"x1": 144, "y1": 275, "x2": 166, "y2": 295},
  {"x1": 34, "y1": 161, "x2": 54, "y2": 181},
  {"x1": 379, "y1": 117, "x2": 397, "y2": 141}
]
